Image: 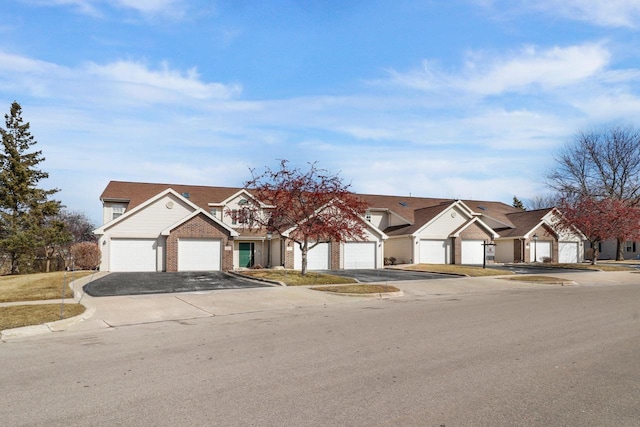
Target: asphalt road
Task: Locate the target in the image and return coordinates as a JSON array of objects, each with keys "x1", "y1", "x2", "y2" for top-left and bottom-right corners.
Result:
[{"x1": 2, "y1": 283, "x2": 639, "y2": 426}]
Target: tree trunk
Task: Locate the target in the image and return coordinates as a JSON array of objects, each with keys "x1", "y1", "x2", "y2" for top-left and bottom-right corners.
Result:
[
  {"x1": 616, "y1": 238, "x2": 625, "y2": 261},
  {"x1": 301, "y1": 240, "x2": 308, "y2": 276},
  {"x1": 591, "y1": 242, "x2": 599, "y2": 265},
  {"x1": 10, "y1": 252, "x2": 19, "y2": 275}
]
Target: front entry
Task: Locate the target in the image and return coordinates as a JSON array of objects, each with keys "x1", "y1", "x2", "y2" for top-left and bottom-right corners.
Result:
[{"x1": 239, "y1": 242, "x2": 254, "y2": 268}]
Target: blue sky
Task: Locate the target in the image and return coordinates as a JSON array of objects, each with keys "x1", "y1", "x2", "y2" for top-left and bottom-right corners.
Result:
[{"x1": 3, "y1": 0, "x2": 640, "y2": 225}]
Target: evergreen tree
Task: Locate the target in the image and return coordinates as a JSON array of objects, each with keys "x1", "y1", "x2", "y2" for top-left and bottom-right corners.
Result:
[
  {"x1": 512, "y1": 196, "x2": 526, "y2": 210},
  {"x1": 0, "y1": 101, "x2": 63, "y2": 274}
]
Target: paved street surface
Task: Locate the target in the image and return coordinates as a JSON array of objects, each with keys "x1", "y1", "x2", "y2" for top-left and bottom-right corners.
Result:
[{"x1": 1, "y1": 274, "x2": 639, "y2": 426}]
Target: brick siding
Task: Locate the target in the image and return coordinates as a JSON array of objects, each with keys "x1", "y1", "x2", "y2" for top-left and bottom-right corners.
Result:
[{"x1": 166, "y1": 214, "x2": 233, "y2": 272}]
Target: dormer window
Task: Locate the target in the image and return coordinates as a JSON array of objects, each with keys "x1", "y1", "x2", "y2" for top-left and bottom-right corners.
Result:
[{"x1": 112, "y1": 204, "x2": 125, "y2": 220}]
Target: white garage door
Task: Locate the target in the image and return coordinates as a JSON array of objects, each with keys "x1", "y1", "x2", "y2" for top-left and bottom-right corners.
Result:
[
  {"x1": 531, "y1": 240, "x2": 552, "y2": 262},
  {"x1": 178, "y1": 239, "x2": 221, "y2": 271},
  {"x1": 558, "y1": 242, "x2": 579, "y2": 263},
  {"x1": 419, "y1": 239, "x2": 447, "y2": 264},
  {"x1": 344, "y1": 242, "x2": 376, "y2": 269},
  {"x1": 111, "y1": 238, "x2": 157, "y2": 272},
  {"x1": 294, "y1": 243, "x2": 329, "y2": 270},
  {"x1": 462, "y1": 240, "x2": 485, "y2": 265}
]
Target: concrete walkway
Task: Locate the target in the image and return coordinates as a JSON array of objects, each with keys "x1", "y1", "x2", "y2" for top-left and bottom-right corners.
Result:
[{"x1": 2, "y1": 270, "x2": 638, "y2": 341}]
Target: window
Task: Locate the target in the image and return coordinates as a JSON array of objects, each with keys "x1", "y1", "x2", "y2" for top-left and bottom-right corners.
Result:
[
  {"x1": 112, "y1": 205, "x2": 125, "y2": 220},
  {"x1": 626, "y1": 241, "x2": 636, "y2": 252},
  {"x1": 231, "y1": 209, "x2": 238, "y2": 225},
  {"x1": 209, "y1": 208, "x2": 218, "y2": 218}
]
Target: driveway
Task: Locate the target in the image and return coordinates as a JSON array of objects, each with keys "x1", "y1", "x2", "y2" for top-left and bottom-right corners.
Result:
[
  {"x1": 318, "y1": 269, "x2": 455, "y2": 283},
  {"x1": 83, "y1": 271, "x2": 273, "y2": 297}
]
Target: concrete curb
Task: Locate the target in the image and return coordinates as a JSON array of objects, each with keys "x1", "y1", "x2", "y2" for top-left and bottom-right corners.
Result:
[
  {"x1": 0, "y1": 273, "x2": 102, "y2": 342},
  {"x1": 311, "y1": 290, "x2": 404, "y2": 299},
  {"x1": 227, "y1": 270, "x2": 286, "y2": 287},
  {"x1": 0, "y1": 304, "x2": 96, "y2": 342}
]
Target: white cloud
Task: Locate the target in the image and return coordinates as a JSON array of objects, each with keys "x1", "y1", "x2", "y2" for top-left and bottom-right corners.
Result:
[
  {"x1": 532, "y1": 0, "x2": 640, "y2": 29},
  {"x1": 23, "y1": 0, "x2": 100, "y2": 16},
  {"x1": 114, "y1": 0, "x2": 180, "y2": 13},
  {"x1": 387, "y1": 42, "x2": 610, "y2": 96},
  {"x1": 0, "y1": 51, "x2": 240, "y2": 105},
  {"x1": 85, "y1": 60, "x2": 241, "y2": 102},
  {"x1": 22, "y1": 0, "x2": 187, "y2": 18},
  {"x1": 478, "y1": 0, "x2": 640, "y2": 29}
]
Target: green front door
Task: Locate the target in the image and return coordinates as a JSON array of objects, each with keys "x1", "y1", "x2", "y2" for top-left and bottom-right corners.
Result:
[{"x1": 239, "y1": 242, "x2": 254, "y2": 268}]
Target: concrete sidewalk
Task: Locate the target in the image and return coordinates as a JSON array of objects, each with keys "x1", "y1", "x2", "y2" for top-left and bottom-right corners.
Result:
[{"x1": 2, "y1": 270, "x2": 638, "y2": 341}]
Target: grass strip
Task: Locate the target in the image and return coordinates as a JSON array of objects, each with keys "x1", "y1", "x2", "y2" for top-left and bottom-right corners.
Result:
[
  {"x1": 311, "y1": 284, "x2": 400, "y2": 294},
  {"x1": 550, "y1": 263, "x2": 634, "y2": 272},
  {"x1": 400, "y1": 264, "x2": 513, "y2": 277},
  {"x1": 0, "y1": 303, "x2": 85, "y2": 331},
  {"x1": 502, "y1": 275, "x2": 573, "y2": 285},
  {"x1": 240, "y1": 270, "x2": 357, "y2": 286}
]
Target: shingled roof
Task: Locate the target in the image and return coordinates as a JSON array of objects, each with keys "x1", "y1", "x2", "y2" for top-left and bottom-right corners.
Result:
[
  {"x1": 495, "y1": 208, "x2": 555, "y2": 238},
  {"x1": 100, "y1": 181, "x2": 242, "y2": 211},
  {"x1": 100, "y1": 181, "x2": 534, "y2": 237}
]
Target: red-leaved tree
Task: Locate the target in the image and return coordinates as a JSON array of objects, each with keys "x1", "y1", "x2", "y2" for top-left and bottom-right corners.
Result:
[
  {"x1": 557, "y1": 195, "x2": 640, "y2": 264},
  {"x1": 240, "y1": 160, "x2": 369, "y2": 275}
]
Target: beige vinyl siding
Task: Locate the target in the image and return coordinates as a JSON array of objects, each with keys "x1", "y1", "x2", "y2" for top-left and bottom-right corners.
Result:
[
  {"x1": 369, "y1": 211, "x2": 388, "y2": 230},
  {"x1": 389, "y1": 212, "x2": 410, "y2": 227},
  {"x1": 416, "y1": 206, "x2": 466, "y2": 239},
  {"x1": 384, "y1": 236, "x2": 413, "y2": 264},
  {"x1": 104, "y1": 194, "x2": 193, "y2": 235},
  {"x1": 495, "y1": 240, "x2": 515, "y2": 263}
]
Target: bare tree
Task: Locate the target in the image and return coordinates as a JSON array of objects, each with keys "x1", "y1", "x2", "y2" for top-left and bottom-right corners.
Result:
[
  {"x1": 526, "y1": 193, "x2": 560, "y2": 210},
  {"x1": 548, "y1": 125, "x2": 640, "y2": 259}
]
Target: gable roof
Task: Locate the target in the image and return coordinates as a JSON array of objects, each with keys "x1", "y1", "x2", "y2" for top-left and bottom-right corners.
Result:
[
  {"x1": 494, "y1": 208, "x2": 554, "y2": 238},
  {"x1": 94, "y1": 187, "x2": 204, "y2": 234},
  {"x1": 100, "y1": 181, "x2": 242, "y2": 211},
  {"x1": 161, "y1": 208, "x2": 238, "y2": 237},
  {"x1": 358, "y1": 193, "x2": 523, "y2": 234},
  {"x1": 99, "y1": 181, "x2": 530, "y2": 239}
]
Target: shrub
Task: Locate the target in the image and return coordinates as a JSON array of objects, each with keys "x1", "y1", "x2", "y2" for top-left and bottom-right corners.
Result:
[{"x1": 70, "y1": 242, "x2": 100, "y2": 270}]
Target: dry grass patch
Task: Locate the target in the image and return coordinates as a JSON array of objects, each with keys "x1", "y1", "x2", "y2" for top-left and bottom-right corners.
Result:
[
  {"x1": 0, "y1": 271, "x2": 94, "y2": 303},
  {"x1": 0, "y1": 303, "x2": 85, "y2": 331},
  {"x1": 311, "y1": 284, "x2": 400, "y2": 294},
  {"x1": 502, "y1": 275, "x2": 574, "y2": 285},
  {"x1": 240, "y1": 270, "x2": 357, "y2": 286},
  {"x1": 401, "y1": 264, "x2": 513, "y2": 277},
  {"x1": 554, "y1": 263, "x2": 634, "y2": 272}
]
